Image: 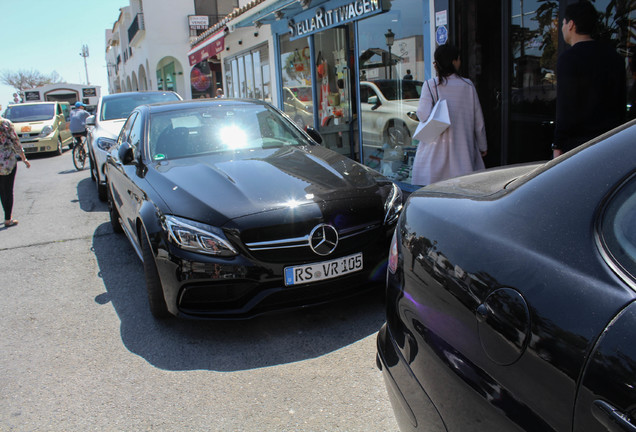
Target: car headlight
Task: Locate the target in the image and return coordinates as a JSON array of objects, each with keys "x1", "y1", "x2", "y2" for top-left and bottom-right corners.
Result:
[
  {"x1": 39, "y1": 126, "x2": 53, "y2": 137},
  {"x1": 163, "y1": 215, "x2": 237, "y2": 257},
  {"x1": 383, "y1": 183, "x2": 403, "y2": 225},
  {"x1": 407, "y1": 111, "x2": 419, "y2": 122},
  {"x1": 96, "y1": 137, "x2": 116, "y2": 151}
]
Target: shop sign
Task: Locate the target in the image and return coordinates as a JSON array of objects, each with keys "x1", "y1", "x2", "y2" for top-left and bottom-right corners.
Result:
[
  {"x1": 82, "y1": 88, "x2": 97, "y2": 97},
  {"x1": 289, "y1": 0, "x2": 387, "y2": 40},
  {"x1": 24, "y1": 91, "x2": 40, "y2": 101},
  {"x1": 189, "y1": 15, "x2": 209, "y2": 30},
  {"x1": 188, "y1": 29, "x2": 226, "y2": 66}
]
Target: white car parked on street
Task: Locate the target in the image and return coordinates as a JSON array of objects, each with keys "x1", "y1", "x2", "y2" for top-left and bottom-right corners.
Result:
[{"x1": 86, "y1": 91, "x2": 182, "y2": 201}]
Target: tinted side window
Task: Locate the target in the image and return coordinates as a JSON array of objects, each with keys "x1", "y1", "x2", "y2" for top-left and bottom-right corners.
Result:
[
  {"x1": 61, "y1": 104, "x2": 70, "y2": 121},
  {"x1": 128, "y1": 114, "x2": 142, "y2": 153},
  {"x1": 118, "y1": 112, "x2": 138, "y2": 147},
  {"x1": 600, "y1": 174, "x2": 636, "y2": 282}
]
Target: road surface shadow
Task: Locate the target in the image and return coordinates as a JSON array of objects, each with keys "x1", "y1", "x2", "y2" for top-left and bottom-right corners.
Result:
[
  {"x1": 91, "y1": 223, "x2": 386, "y2": 371},
  {"x1": 75, "y1": 177, "x2": 108, "y2": 213}
]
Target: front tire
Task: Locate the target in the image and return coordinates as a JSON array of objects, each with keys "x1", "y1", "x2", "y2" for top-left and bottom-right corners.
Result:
[
  {"x1": 97, "y1": 182, "x2": 108, "y2": 202},
  {"x1": 107, "y1": 187, "x2": 123, "y2": 234},
  {"x1": 141, "y1": 231, "x2": 170, "y2": 319},
  {"x1": 89, "y1": 154, "x2": 96, "y2": 181}
]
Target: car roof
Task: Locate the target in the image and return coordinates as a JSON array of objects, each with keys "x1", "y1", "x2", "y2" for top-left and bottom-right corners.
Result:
[
  {"x1": 16, "y1": 101, "x2": 59, "y2": 105},
  {"x1": 101, "y1": 91, "x2": 179, "y2": 101},
  {"x1": 143, "y1": 98, "x2": 269, "y2": 114}
]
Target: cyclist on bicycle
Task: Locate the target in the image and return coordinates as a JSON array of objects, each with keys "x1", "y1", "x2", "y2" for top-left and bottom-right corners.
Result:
[{"x1": 69, "y1": 101, "x2": 90, "y2": 149}]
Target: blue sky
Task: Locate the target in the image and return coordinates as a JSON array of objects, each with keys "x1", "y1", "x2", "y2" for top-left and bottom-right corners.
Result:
[{"x1": 0, "y1": 0, "x2": 126, "y2": 108}]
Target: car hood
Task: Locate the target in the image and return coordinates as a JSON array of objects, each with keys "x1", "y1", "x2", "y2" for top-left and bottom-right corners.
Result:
[
  {"x1": 400, "y1": 99, "x2": 420, "y2": 109},
  {"x1": 413, "y1": 162, "x2": 545, "y2": 199},
  {"x1": 146, "y1": 145, "x2": 388, "y2": 226},
  {"x1": 95, "y1": 119, "x2": 126, "y2": 139}
]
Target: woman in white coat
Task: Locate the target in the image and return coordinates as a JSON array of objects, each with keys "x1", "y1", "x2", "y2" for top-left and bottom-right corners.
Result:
[{"x1": 412, "y1": 44, "x2": 487, "y2": 186}]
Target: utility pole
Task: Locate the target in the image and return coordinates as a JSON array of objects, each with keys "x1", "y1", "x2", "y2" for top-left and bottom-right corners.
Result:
[{"x1": 80, "y1": 44, "x2": 90, "y2": 85}]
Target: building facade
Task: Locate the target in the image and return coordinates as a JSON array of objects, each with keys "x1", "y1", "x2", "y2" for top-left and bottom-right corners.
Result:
[
  {"x1": 190, "y1": 0, "x2": 635, "y2": 191},
  {"x1": 105, "y1": 0, "x2": 238, "y2": 100}
]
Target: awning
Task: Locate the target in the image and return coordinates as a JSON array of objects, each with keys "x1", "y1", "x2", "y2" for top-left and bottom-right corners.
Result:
[{"x1": 188, "y1": 28, "x2": 226, "y2": 66}]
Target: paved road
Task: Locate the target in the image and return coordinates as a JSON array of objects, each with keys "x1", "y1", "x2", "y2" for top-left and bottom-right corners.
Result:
[{"x1": 0, "y1": 149, "x2": 399, "y2": 431}]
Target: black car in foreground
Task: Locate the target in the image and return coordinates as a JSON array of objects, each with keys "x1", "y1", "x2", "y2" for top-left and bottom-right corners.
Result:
[
  {"x1": 106, "y1": 99, "x2": 402, "y2": 319},
  {"x1": 377, "y1": 120, "x2": 636, "y2": 431}
]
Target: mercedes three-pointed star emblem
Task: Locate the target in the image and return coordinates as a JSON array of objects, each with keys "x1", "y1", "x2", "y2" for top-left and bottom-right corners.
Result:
[{"x1": 309, "y1": 224, "x2": 339, "y2": 256}]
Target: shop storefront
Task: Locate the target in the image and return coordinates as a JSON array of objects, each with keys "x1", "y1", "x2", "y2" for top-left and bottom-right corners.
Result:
[
  {"x1": 188, "y1": 28, "x2": 227, "y2": 98},
  {"x1": 219, "y1": 0, "x2": 633, "y2": 191},
  {"x1": 227, "y1": 0, "x2": 431, "y2": 191}
]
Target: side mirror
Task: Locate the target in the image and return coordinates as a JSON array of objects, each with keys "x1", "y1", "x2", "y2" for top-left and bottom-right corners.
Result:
[
  {"x1": 118, "y1": 142, "x2": 135, "y2": 165},
  {"x1": 368, "y1": 96, "x2": 381, "y2": 110},
  {"x1": 305, "y1": 126, "x2": 323, "y2": 144},
  {"x1": 86, "y1": 115, "x2": 96, "y2": 126}
]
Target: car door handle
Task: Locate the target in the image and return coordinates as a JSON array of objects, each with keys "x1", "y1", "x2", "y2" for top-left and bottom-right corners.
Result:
[{"x1": 592, "y1": 400, "x2": 636, "y2": 432}]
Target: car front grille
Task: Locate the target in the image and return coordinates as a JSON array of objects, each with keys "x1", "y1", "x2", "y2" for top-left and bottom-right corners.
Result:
[
  {"x1": 243, "y1": 221, "x2": 383, "y2": 263},
  {"x1": 245, "y1": 221, "x2": 381, "y2": 251},
  {"x1": 18, "y1": 133, "x2": 39, "y2": 140}
]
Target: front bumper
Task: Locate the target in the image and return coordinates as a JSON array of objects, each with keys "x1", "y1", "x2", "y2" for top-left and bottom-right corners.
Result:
[
  {"x1": 154, "y1": 229, "x2": 392, "y2": 319},
  {"x1": 19, "y1": 135, "x2": 58, "y2": 154}
]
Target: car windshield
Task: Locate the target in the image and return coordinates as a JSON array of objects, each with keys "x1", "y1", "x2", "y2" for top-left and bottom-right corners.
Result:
[
  {"x1": 374, "y1": 80, "x2": 423, "y2": 100},
  {"x1": 4, "y1": 104, "x2": 55, "y2": 122},
  {"x1": 149, "y1": 104, "x2": 309, "y2": 161},
  {"x1": 101, "y1": 93, "x2": 180, "y2": 121}
]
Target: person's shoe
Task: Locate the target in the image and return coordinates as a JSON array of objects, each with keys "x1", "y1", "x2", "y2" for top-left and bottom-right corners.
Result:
[{"x1": 4, "y1": 219, "x2": 18, "y2": 227}]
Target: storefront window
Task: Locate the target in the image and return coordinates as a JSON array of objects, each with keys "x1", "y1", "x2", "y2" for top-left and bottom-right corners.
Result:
[
  {"x1": 279, "y1": 33, "x2": 314, "y2": 130},
  {"x1": 357, "y1": 0, "x2": 426, "y2": 184},
  {"x1": 224, "y1": 45, "x2": 270, "y2": 101},
  {"x1": 508, "y1": 0, "x2": 634, "y2": 163},
  {"x1": 230, "y1": 59, "x2": 239, "y2": 97},
  {"x1": 238, "y1": 56, "x2": 246, "y2": 97}
]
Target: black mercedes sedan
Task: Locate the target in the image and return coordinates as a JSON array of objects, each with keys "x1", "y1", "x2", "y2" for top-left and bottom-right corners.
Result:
[
  {"x1": 105, "y1": 99, "x2": 402, "y2": 319},
  {"x1": 377, "y1": 121, "x2": 636, "y2": 431}
]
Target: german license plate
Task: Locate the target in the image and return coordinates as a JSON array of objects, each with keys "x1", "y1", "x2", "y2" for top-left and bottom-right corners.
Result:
[{"x1": 284, "y1": 252, "x2": 363, "y2": 286}]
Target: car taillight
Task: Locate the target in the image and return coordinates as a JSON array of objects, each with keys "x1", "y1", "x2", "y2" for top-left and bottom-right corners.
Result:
[{"x1": 388, "y1": 231, "x2": 398, "y2": 274}]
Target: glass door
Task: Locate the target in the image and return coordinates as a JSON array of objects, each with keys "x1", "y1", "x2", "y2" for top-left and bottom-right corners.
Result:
[
  {"x1": 313, "y1": 26, "x2": 358, "y2": 159},
  {"x1": 508, "y1": 0, "x2": 558, "y2": 163},
  {"x1": 456, "y1": 0, "x2": 504, "y2": 168}
]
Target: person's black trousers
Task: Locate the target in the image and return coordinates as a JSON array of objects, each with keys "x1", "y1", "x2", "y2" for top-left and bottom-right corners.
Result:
[{"x1": 0, "y1": 165, "x2": 17, "y2": 221}]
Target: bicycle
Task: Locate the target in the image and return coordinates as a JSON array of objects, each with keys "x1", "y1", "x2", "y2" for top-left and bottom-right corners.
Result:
[{"x1": 72, "y1": 135, "x2": 87, "y2": 170}]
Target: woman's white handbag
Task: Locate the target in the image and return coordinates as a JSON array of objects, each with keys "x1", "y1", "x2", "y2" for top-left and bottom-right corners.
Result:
[{"x1": 414, "y1": 80, "x2": 450, "y2": 142}]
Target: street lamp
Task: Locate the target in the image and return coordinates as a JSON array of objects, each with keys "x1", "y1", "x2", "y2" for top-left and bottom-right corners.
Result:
[{"x1": 385, "y1": 29, "x2": 395, "y2": 80}]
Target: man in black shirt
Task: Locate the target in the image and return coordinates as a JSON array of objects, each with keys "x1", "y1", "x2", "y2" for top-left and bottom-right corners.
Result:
[{"x1": 553, "y1": 1, "x2": 626, "y2": 157}]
